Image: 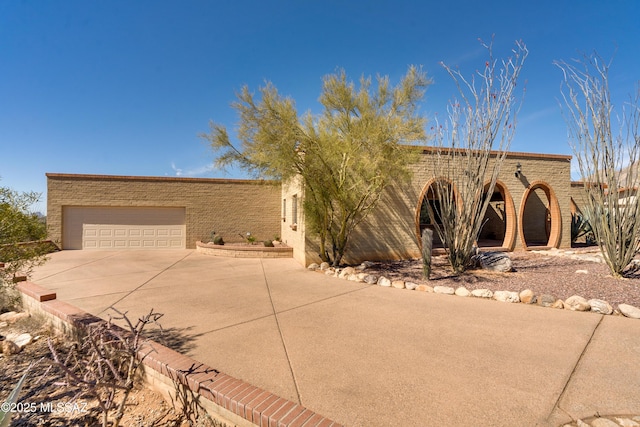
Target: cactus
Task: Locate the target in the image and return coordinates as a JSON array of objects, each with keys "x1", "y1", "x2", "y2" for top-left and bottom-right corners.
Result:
[{"x1": 421, "y1": 229, "x2": 433, "y2": 280}]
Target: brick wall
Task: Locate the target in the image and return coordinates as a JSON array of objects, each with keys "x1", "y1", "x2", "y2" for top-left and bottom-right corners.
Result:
[
  {"x1": 47, "y1": 174, "x2": 281, "y2": 249},
  {"x1": 570, "y1": 181, "x2": 589, "y2": 213},
  {"x1": 47, "y1": 150, "x2": 572, "y2": 263},
  {"x1": 303, "y1": 149, "x2": 573, "y2": 265}
]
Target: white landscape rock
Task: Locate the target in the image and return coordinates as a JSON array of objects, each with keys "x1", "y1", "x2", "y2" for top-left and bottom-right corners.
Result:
[
  {"x1": 405, "y1": 282, "x2": 418, "y2": 291},
  {"x1": 364, "y1": 274, "x2": 378, "y2": 284},
  {"x1": 455, "y1": 287, "x2": 471, "y2": 297},
  {"x1": 493, "y1": 291, "x2": 520, "y2": 303},
  {"x1": 416, "y1": 284, "x2": 434, "y2": 292},
  {"x1": 391, "y1": 280, "x2": 406, "y2": 289},
  {"x1": 537, "y1": 294, "x2": 556, "y2": 307},
  {"x1": 10, "y1": 333, "x2": 33, "y2": 350},
  {"x1": 472, "y1": 251, "x2": 514, "y2": 272},
  {"x1": 471, "y1": 289, "x2": 493, "y2": 299},
  {"x1": 307, "y1": 263, "x2": 320, "y2": 270},
  {"x1": 564, "y1": 295, "x2": 591, "y2": 312},
  {"x1": 357, "y1": 261, "x2": 375, "y2": 271},
  {"x1": 339, "y1": 267, "x2": 356, "y2": 279},
  {"x1": 319, "y1": 262, "x2": 330, "y2": 270},
  {"x1": 618, "y1": 304, "x2": 640, "y2": 319},
  {"x1": 433, "y1": 286, "x2": 455, "y2": 295},
  {"x1": 588, "y1": 299, "x2": 613, "y2": 315},
  {"x1": 378, "y1": 277, "x2": 392, "y2": 287},
  {"x1": 0, "y1": 312, "x2": 30, "y2": 324},
  {"x1": 0, "y1": 311, "x2": 18, "y2": 322},
  {"x1": 519, "y1": 289, "x2": 535, "y2": 304}
]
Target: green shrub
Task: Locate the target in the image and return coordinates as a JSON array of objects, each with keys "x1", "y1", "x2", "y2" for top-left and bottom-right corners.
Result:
[
  {"x1": 213, "y1": 235, "x2": 224, "y2": 245},
  {"x1": 571, "y1": 212, "x2": 593, "y2": 243},
  {"x1": 263, "y1": 240, "x2": 274, "y2": 247}
]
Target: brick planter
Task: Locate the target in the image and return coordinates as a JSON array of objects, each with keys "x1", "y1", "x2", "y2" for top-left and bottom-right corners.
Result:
[{"x1": 196, "y1": 241, "x2": 293, "y2": 258}]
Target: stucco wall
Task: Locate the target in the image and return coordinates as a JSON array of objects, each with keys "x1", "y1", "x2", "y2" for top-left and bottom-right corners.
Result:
[
  {"x1": 280, "y1": 177, "x2": 308, "y2": 265},
  {"x1": 47, "y1": 173, "x2": 281, "y2": 249}
]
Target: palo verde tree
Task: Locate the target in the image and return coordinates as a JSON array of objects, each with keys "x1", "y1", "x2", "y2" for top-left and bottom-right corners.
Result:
[
  {"x1": 556, "y1": 54, "x2": 640, "y2": 278},
  {"x1": 204, "y1": 67, "x2": 430, "y2": 266},
  {"x1": 428, "y1": 40, "x2": 528, "y2": 274}
]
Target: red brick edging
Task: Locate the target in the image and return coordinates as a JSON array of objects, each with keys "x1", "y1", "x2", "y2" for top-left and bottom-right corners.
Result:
[{"x1": 16, "y1": 281, "x2": 341, "y2": 427}]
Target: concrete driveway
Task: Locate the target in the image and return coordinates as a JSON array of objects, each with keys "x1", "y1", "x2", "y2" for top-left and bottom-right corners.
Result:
[{"x1": 30, "y1": 249, "x2": 640, "y2": 426}]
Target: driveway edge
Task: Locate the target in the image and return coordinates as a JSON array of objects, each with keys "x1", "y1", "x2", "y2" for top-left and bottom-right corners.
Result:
[{"x1": 17, "y1": 281, "x2": 343, "y2": 427}]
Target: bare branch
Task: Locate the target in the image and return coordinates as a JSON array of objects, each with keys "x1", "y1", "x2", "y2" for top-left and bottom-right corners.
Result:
[
  {"x1": 429, "y1": 40, "x2": 528, "y2": 273},
  {"x1": 556, "y1": 53, "x2": 640, "y2": 277}
]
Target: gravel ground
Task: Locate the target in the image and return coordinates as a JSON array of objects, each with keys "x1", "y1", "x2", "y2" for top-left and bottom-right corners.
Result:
[
  {"x1": 363, "y1": 249, "x2": 640, "y2": 308},
  {"x1": 0, "y1": 318, "x2": 224, "y2": 427}
]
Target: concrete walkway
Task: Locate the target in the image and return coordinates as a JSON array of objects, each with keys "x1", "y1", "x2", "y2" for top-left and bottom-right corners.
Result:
[{"x1": 30, "y1": 250, "x2": 640, "y2": 427}]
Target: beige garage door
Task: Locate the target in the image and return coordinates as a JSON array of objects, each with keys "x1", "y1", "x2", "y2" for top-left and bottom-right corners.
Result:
[{"x1": 63, "y1": 207, "x2": 186, "y2": 250}]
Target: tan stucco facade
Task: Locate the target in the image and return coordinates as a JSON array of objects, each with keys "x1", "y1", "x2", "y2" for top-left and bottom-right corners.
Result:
[{"x1": 46, "y1": 173, "x2": 281, "y2": 249}]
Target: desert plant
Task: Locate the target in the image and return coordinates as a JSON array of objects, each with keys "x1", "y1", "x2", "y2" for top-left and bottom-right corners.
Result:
[
  {"x1": 48, "y1": 308, "x2": 163, "y2": 427},
  {"x1": 212, "y1": 235, "x2": 224, "y2": 245},
  {"x1": 239, "y1": 232, "x2": 256, "y2": 244},
  {"x1": 556, "y1": 53, "x2": 640, "y2": 277},
  {"x1": 0, "y1": 361, "x2": 39, "y2": 427},
  {"x1": 571, "y1": 211, "x2": 593, "y2": 243},
  {"x1": 205, "y1": 66, "x2": 430, "y2": 267},
  {"x1": 1, "y1": 185, "x2": 49, "y2": 311},
  {"x1": 420, "y1": 228, "x2": 433, "y2": 280},
  {"x1": 166, "y1": 365, "x2": 223, "y2": 426},
  {"x1": 263, "y1": 240, "x2": 274, "y2": 247},
  {"x1": 429, "y1": 39, "x2": 528, "y2": 274}
]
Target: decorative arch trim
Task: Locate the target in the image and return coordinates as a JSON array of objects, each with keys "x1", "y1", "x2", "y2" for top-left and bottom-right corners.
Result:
[
  {"x1": 414, "y1": 177, "x2": 458, "y2": 249},
  {"x1": 483, "y1": 179, "x2": 517, "y2": 251},
  {"x1": 518, "y1": 180, "x2": 562, "y2": 250}
]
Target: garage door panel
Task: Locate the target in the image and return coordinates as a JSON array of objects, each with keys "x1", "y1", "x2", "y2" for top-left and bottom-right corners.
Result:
[
  {"x1": 63, "y1": 207, "x2": 186, "y2": 250},
  {"x1": 98, "y1": 239, "x2": 114, "y2": 248}
]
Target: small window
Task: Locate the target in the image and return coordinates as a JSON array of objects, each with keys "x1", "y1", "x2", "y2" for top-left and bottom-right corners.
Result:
[
  {"x1": 292, "y1": 195, "x2": 298, "y2": 226},
  {"x1": 282, "y1": 199, "x2": 286, "y2": 221}
]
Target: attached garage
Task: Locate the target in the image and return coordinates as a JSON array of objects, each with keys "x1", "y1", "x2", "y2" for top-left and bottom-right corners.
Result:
[{"x1": 62, "y1": 206, "x2": 186, "y2": 250}]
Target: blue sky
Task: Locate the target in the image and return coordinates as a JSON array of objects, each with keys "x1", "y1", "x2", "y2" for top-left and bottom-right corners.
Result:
[{"x1": 1, "y1": 1, "x2": 639, "y2": 213}]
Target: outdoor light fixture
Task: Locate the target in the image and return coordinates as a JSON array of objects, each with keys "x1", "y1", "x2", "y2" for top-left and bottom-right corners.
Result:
[{"x1": 515, "y1": 163, "x2": 522, "y2": 178}]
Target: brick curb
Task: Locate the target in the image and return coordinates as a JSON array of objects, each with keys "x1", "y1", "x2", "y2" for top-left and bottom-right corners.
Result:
[{"x1": 16, "y1": 281, "x2": 342, "y2": 427}]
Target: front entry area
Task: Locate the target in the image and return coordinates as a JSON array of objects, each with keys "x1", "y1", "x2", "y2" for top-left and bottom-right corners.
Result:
[{"x1": 62, "y1": 206, "x2": 186, "y2": 250}]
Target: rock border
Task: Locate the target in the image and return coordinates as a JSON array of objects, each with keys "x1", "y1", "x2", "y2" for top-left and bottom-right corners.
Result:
[{"x1": 306, "y1": 261, "x2": 640, "y2": 320}]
